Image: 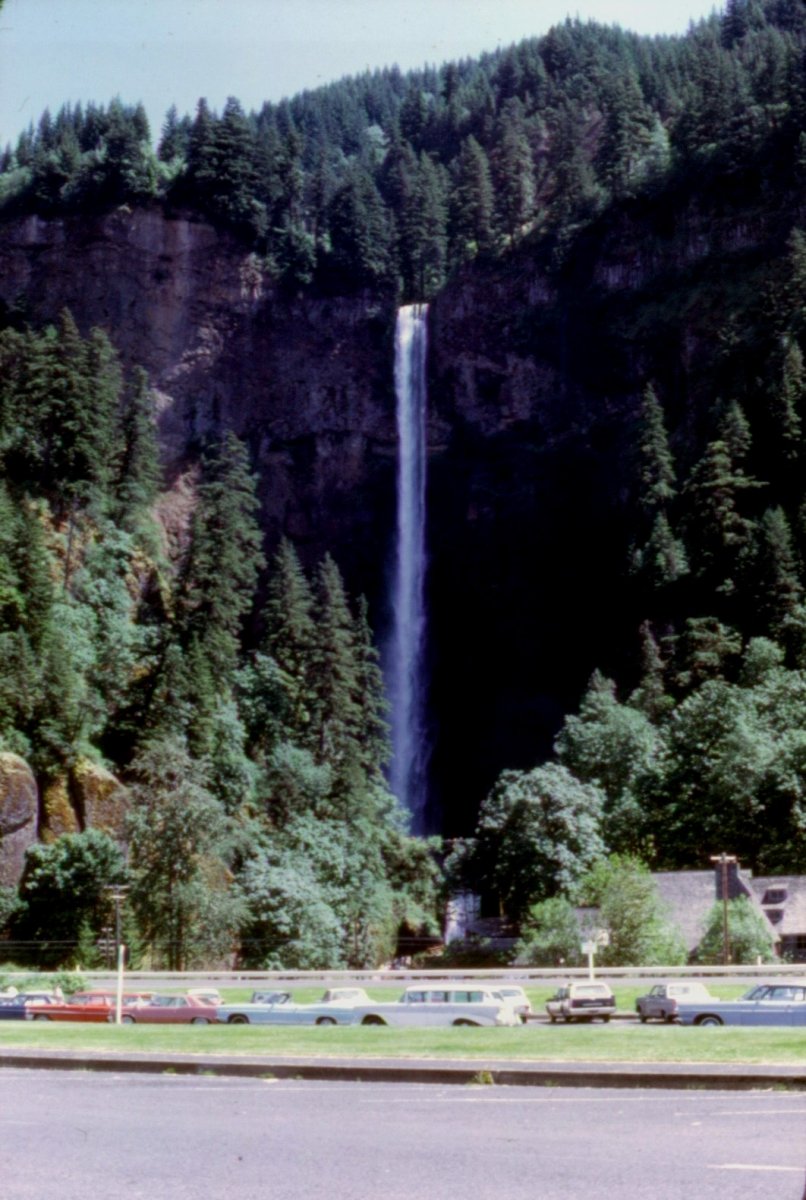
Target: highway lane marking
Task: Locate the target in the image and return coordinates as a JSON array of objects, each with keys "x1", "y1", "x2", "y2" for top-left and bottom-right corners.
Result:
[
  {"x1": 712, "y1": 1107, "x2": 806, "y2": 1115},
  {"x1": 710, "y1": 1164, "x2": 804, "y2": 1173}
]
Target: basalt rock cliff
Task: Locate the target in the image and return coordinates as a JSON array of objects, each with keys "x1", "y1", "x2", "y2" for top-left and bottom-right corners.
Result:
[{"x1": 0, "y1": 169, "x2": 799, "y2": 833}]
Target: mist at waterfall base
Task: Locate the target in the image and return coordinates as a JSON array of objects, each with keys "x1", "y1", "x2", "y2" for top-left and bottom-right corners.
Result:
[{"x1": 384, "y1": 305, "x2": 431, "y2": 835}]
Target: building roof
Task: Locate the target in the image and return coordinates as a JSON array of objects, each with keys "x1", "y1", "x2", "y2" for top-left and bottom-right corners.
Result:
[{"x1": 653, "y1": 870, "x2": 720, "y2": 953}]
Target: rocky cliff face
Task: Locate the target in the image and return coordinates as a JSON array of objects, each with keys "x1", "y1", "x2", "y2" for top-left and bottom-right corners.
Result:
[
  {"x1": 0, "y1": 183, "x2": 793, "y2": 834},
  {"x1": 0, "y1": 207, "x2": 400, "y2": 594}
]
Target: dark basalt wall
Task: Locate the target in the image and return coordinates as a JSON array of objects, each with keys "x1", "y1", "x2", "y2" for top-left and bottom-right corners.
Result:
[{"x1": 0, "y1": 181, "x2": 792, "y2": 833}]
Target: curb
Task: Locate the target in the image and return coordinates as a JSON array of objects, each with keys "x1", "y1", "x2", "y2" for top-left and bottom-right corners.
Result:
[{"x1": 2, "y1": 1048, "x2": 805, "y2": 1090}]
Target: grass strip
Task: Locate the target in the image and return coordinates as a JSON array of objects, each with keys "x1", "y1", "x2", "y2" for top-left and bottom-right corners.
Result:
[{"x1": 0, "y1": 1020, "x2": 804, "y2": 1065}]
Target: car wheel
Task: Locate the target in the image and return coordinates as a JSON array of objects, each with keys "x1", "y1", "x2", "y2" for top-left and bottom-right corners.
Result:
[
  {"x1": 549, "y1": 1015, "x2": 556, "y2": 1023},
  {"x1": 316, "y1": 1016, "x2": 337, "y2": 1026},
  {"x1": 697, "y1": 1015, "x2": 724, "y2": 1026},
  {"x1": 191, "y1": 1017, "x2": 210, "y2": 1025},
  {"x1": 639, "y1": 1013, "x2": 647, "y2": 1023},
  {"x1": 228, "y1": 1014, "x2": 250, "y2": 1025},
  {"x1": 602, "y1": 1015, "x2": 611, "y2": 1023},
  {"x1": 361, "y1": 1015, "x2": 386, "y2": 1025},
  {"x1": 452, "y1": 1019, "x2": 479, "y2": 1026},
  {"x1": 33, "y1": 1014, "x2": 51, "y2": 1021},
  {"x1": 121, "y1": 1014, "x2": 136, "y2": 1025}
]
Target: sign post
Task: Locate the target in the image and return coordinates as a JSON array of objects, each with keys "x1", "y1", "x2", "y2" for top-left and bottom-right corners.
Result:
[{"x1": 580, "y1": 930, "x2": 610, "y2": 979}]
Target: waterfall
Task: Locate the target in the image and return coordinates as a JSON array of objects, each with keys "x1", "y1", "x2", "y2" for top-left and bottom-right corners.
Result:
[{"x1": 387, "y1": 303, "x2": 429, "y2": 831}]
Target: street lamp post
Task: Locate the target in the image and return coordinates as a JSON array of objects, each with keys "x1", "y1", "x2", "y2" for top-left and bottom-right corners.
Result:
[{"x1": 710, "y1": 853, "x2": 737, "y2": 965}]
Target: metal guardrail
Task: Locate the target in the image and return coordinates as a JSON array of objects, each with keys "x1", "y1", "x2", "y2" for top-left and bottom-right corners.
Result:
[{"x1": 2, "y1": 963, "x2": 805, "y2": 987}]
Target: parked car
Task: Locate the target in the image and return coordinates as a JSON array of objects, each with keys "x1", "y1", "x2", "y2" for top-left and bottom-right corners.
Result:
[
  {"x1": 676, "y1": 980, "x2": 806, "y2": 1026},
  {"x1": 635, "y1": 981, "x2": 715, "y2": 1023},
  {"x1": 492, "y1": 985, "x2": 532, "y2": 1022},
  {"x1": 318, "y1": 987, "x2": 371, "y2": 1006},
  {"x1": 116, "y1": 994, "x2": 219, "y2": 1024},
  {"x1": 187, "y1": 988, "x2": 222, "y2": 1005},
  {"x1": 0, "y1": 992, "x2": 61, "y2": 1020},
  {"x1": 25, "y1": 990, "x2": 153, "y2": 1022},
  {"x1": 351, "y1": 985, "x2": 521, "y2": 1027},
  {"x1": 546, "y1": 981, "x2": 616, "y2": 1023},
  {"x1": 217, "y1": 991, "x2": 358, "y2": 1026}
]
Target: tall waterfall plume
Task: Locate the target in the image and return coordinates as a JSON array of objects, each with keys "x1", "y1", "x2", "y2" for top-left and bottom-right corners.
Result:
[{"x1": 387, "y1": 303, "x2": 429, "y2": 831}]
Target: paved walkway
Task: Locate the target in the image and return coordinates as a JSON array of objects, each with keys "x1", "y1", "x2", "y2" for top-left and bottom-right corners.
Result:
[{"x1": 2, "y1": 1045, "x2": 804, "y2": 1089}]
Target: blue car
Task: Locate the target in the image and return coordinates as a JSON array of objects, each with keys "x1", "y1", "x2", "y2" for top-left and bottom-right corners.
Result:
[
  {"x1": 0, "y1": 992, "x2": 60, "y2": 1020},
  {"x1": 677, "y1": 980, "x2": 806, "y2": 1026},
  {"x1": 215, "y1": 990, "x2": 358, "y2": 1026}
]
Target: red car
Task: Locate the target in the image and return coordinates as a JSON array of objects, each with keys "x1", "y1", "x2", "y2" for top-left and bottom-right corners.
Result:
[
  {"x1": 116, "y1": 994, "x2": 219, "y2": 1025},
  {"x1": 25, "y1": 990, "x2": 153, "y2": 1022}
]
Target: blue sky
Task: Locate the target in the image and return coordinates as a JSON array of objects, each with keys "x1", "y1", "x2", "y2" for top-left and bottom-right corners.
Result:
[{"x1": 0, "y1": 0, "x2": 724, "y2": 146}]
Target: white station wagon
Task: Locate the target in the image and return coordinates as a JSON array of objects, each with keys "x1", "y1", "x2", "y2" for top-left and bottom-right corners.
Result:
[{"x1": 352, "y1": 985, "x2": 521, "y2": 1027}]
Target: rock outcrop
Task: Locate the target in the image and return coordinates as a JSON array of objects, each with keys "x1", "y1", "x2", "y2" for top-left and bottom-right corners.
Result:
[
  {"x1": 0, "y1": 753, "x2": 38, "y2": 887},
  {"x1": 0, "y1": 208, "x2": 400, "y2": 596}
]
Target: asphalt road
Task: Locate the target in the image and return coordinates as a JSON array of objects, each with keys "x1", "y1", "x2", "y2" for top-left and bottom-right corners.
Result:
[{"x1": 2, "y1": 1069, "x2": 805, "y2": 1200}]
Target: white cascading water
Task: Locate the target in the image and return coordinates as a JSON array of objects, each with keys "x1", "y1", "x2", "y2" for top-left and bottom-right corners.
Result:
[{"x1": 387, "y1": 303, "x2": 429, "y2": 831}]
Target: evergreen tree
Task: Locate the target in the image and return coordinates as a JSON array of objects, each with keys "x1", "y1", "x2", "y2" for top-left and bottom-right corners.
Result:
[
  {"x1": 113, "y1": 366, "x2": 161, "y2": 523},
  {"x1": 262, "y1": 538, "x2": 317, "y2": 741},
  {"x1": 177, "y1": 431, "x2": 264, "y2": 683},
  {"x1": 449, "y1": 135, "x2": 495, "y2": 264},
  {"x1": 491, "y1": 109, "x2": 536, "y2": 242}
]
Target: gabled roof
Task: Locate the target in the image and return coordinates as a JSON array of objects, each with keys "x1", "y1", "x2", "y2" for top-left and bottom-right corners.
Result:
[{"x1": 653, "y1": 870, "x2": 719, "y2": 953}]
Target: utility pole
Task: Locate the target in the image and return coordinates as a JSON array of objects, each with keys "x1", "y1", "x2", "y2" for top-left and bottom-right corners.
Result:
[{"x1": 710, "y1": 853, "x2": 737, "y2": 965}]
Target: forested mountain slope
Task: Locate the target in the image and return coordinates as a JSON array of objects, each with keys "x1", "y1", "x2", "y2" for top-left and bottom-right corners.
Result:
[{"x1": 2, "y1": 0, "x2": 806, "y2": 962}]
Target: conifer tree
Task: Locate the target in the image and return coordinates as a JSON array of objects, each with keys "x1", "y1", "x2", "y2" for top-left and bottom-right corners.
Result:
[
  {"x1": 752, "y1": 506, "x2": 803, "y2": 637},
  {"x1": 449, "y1": 135, "x2": 494, "y2": 264},
  {"x1": 113, "y1": 366, "x2": 161, "y2": 523},
  {"x1": 491, "y1": 111, "x2": 536, "y2": 242},
  {"x1": 308, "y1": 553, "x2": 363, "y2": 778},
  {"x1": 177, "y1": 431, "x2": 264, "y2": 683},
  {"x1": 262, "y1": 538, "x2": 317, "y2": 741},
  {"x1": 682, "y1": 400, "x2": 763, "y2": 591}
]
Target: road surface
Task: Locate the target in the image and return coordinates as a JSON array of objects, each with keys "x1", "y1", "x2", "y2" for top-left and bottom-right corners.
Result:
[{"x1": 2, "y1": 1069, "x2": 804, "y2": 1200}]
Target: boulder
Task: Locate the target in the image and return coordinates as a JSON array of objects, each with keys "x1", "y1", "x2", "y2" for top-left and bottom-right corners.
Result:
[
  {"x1": 72, "y1": 759, "x2": 128, "y2": 841},
  {"x1": 0, "y1": 753, "x2": 39, "y2": 888}
]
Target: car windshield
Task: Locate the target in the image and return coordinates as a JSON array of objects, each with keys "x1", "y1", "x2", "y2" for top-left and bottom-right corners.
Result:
[{"x1": 744, "y1": 985, "x2": 773, "y2": 1000}]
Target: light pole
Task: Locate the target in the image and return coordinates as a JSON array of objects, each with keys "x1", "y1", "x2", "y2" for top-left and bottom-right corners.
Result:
[
  {"x1": 710, "y1": 853, "x2": 737, "y2": 965},
  {"x1": 104, "y1": 885, "x2": 129, "y2": 1025}
]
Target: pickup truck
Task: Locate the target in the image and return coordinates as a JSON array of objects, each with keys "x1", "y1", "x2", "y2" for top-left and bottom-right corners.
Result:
[{"x1": 635, "y1": 981, "x2": 714, "y2": 1023}]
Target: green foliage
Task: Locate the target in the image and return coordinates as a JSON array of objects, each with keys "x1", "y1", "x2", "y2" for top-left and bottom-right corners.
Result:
[
  {"x1": 11, "y1": 830, "x2": 126, "y2": 967},
  {"x1": 695, "y1": 895, "x2": 777, "y2": 963},
  {"x1": 3, "y1": 3, "x2": 806, "y2": 299},
  {"x1": 514, "y1": 895, "x2": 584, "y2": 967},
  {"x1": 578, "y1": 855, "x2": 687, "y2": 966},
  {"x1": 554, "y1": 672, "x2": 658, "y2": 853},
  {"x1": 458, "y1": 763, "x2": 607, "y2": 920},
  {"x1": 126, "y1": 735, "x2": 245, "y2": 969}
]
